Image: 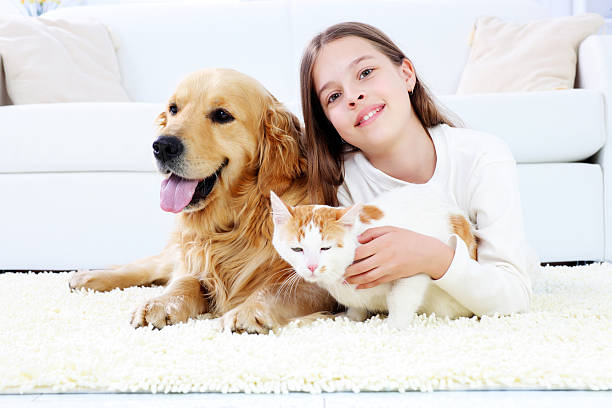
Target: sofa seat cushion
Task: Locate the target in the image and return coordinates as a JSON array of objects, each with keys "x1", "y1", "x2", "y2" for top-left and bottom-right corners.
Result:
[
  {"x1": 1, "y1": 102, "x2": 162, "y2": 172},
  {"x1": 440, "y1": 89, "x2": 605, "y2": 163},
  {"x1": 518, "y1": 163, "x2": 604, "y2": 262}
]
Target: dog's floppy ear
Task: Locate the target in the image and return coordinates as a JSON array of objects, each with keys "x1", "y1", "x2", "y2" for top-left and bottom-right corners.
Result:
[
  {"x1": 155, "y1": 111, "x2": 168, "y2": 131},
  {"x1": 256, "y1": 99, "x2": 306, "y2": 197}
]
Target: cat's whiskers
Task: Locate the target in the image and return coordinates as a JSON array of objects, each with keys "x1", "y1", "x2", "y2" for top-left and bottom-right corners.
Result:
[
  {"x1": 286, "y1": 273, "x2": 303, "y2": 300},
  {"x1": 276, "y1": 271, "x2": 299, "y2": 301},
  {"x1": 269, "y1": 266, "x2": 295, "y2": 276},
  {"x1": 278, "y1": 272, "x2": 303, "y2": 303}
]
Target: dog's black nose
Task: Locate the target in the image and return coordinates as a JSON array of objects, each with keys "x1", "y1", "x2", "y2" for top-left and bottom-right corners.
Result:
[{"x1": 153, "y1": 136, "x2": 184, "y2": 163}]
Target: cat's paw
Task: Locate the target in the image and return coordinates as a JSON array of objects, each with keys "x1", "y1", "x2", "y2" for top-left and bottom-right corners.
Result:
[
  {"x1": 346, "y1": 307, "x2": 368, "y2": 322},
  {"x1": 386, "y1": 313, "x2": 415, "y2": 329}
]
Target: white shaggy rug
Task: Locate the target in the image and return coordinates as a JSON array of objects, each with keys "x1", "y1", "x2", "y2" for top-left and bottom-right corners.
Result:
[{"x1": 1, "y1": 263, "x2": 611, "y2": 394}]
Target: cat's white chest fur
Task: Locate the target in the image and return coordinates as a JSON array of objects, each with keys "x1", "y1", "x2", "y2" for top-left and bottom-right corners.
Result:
[{"x1": 324, "y1": 280, "x2": 391, "y2": 313}]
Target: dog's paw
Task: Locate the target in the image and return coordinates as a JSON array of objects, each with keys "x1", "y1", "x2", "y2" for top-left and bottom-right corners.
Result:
[
  {"x1": 219, "y1": 303, "x2": 279, "y2": 334},
  {"x1": 69, "y1": 269, "x2": 110, "y2": 292},
  {"x1": 130, "y1": 296, "x2": 189, "y2": 329}
]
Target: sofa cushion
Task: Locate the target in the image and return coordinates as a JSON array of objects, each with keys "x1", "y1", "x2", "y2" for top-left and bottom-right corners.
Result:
[
  {"x1": 44, "y1": 2, "x2": 295, "y2": 105},
  {"x1": 0, "y1": 15, "x2": 130, "y2": 104},
  {"x1": 517, "y1": 163, "x2": 604, "y2": 262},
  {"x1": 0, "y1": 172, "x2": 175, "y2": 269},
  {"x1": 1, "y1": 103, "x2": 162, "y2": 173},
  {"x1": 440, "y1": 89, "x2": 605, "y2": 163},
  {"x1": 456, "y1": 14, "x2": 604, "y2": 94}
]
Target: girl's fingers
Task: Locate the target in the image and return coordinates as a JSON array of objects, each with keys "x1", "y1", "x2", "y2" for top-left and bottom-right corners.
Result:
[
  {"x1": 345, "y1": 253, "x2": 381, "y2": 278},
  {"x1": 357, "y1": 226, "x2": 395, "y2": 244},
  {"x1": 353, "y1": 240, "x2": 379, "y2": 263},
  {"x1": 346, "y1": 267, "x2": 383, "y2": 286},
  {"x1": 356, "y1": 274, "x2": 393, "y2": 289}
]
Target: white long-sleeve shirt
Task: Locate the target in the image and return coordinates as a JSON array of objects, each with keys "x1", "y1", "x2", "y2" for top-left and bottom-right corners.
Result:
[{"x1": 337, "y1": 124, "x2": 536, "y2": 316}]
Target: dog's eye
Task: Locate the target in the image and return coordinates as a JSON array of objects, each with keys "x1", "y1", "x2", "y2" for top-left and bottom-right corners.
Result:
[
  {"x1": 291, "y1": 247, "x2": 303, "y2": 253},
  {"x1": 169, "y1": 104, "x2": 178, "y2": 115},
  {"x1": 210, "y1": 108, "x2": 234, "y2": 124},
  {"x1": 321, "y1": 246, "x2": 331, "y2": 251}
]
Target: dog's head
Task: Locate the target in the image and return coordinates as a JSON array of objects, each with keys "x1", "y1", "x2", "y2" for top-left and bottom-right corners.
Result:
[{"x1": 153, "y1": 68, "x2": 305, "y2": 213}]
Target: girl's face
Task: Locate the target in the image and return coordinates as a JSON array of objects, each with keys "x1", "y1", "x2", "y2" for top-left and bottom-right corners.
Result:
[{"x1": 312, "y1": 36, "x2": 417, "y2": 157}]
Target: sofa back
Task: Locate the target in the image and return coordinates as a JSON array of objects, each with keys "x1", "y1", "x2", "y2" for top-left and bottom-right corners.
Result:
[{"x1": 47, "y1": 0, "x2": 555, "y2": 107}]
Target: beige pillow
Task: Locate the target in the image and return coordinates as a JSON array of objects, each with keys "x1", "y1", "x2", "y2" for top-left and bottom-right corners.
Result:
[
  {"x1": 0, "y1": 15, "x2": 130, "y2": 104},
  {"x1": 457, "y1": 14, "x2": 604, "y2": 94}
]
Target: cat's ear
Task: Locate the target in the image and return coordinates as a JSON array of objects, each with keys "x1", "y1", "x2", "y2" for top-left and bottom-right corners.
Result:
[
  {"x1": 270, "y1": 190, "x2": 293, "y2": 226},
  {"x1": 338, "y1": 204, "x2": 362, "y2": 228}
]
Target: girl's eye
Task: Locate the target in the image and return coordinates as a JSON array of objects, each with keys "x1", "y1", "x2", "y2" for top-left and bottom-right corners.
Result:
[
  {"x1": 169, "y1": 104, "x2": 178, "y2": 115},
  {"x1": 291, "y1": 247, "x2": 303, "y2": 253},
  {"x1": 359, "y1": 68, "x2": 373, "y2": 79},
  {"x1": 327, "y1": 92, "x2": 341, "y2": 104},
  {"x1": 321, "y1": 246, "x2": 331, "y2": 251}
]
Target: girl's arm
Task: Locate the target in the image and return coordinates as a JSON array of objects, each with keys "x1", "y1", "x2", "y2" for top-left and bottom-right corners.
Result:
[
  {"x1": 432, "y1": 158, "x2": 534, "y2": 316},
  {"x1": 344, "y1": 157, "x2": 533, "y2": 315}
]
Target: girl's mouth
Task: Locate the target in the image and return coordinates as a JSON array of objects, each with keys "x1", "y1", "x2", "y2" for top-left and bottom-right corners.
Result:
[{"x1": 355, "y1": 104, "x2": 385, "y2": 127}]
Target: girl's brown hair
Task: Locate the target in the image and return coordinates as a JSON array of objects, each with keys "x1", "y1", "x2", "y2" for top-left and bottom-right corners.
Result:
[{"x1": 300, "y1": 22, "x2": 460, "y2": 206}]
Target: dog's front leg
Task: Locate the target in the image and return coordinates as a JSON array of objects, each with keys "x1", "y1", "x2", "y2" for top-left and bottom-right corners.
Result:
[
  {"x1": 130, "y1": 274, "x2": 208, "y2": 329},
  {"x1": 69, "y1": 245, "x2": 179, "y2": 292},
  {"x1": 220, "y1": 280, "x2": 337, "y2": 334},
  {"x1": 219, "y1": 289, "x2": 282, "y2": 334}
]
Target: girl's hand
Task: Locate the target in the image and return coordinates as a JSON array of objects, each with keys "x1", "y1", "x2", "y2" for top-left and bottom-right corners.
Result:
[{"x1": 344, "y1": 226, "x2": 454, "y2": 289}]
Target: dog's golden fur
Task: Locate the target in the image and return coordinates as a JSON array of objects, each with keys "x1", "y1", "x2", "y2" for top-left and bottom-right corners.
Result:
[{"x1": 69, "y1": 69, "x2": 337, "y2": 333}]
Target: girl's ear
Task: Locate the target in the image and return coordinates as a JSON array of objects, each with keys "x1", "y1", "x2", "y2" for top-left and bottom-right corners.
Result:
[
  {"x1": 338, "y1": 204, "x2": 362, "y2": 228},
  {"x1": 270, "y1": 190, "x2": 294, "y2": 226},
  {"x1": 400, "y1": 58, "x2": 417, "y2": 92}
]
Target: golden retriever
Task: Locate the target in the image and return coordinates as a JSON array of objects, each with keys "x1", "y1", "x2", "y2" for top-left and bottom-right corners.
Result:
[{"x1": 69, "y1": 68, "x2": 337, "y2": 333}]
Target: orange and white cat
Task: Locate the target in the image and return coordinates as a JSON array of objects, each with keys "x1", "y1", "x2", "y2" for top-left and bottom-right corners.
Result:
[{"x1": 270, "y1": 187, "x2": 478, "y2": 328}]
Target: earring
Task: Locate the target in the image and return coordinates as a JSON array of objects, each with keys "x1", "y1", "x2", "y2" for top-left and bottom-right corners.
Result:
[{"x1": 408, "y1": 89, "x2": 414, "y2": 96}]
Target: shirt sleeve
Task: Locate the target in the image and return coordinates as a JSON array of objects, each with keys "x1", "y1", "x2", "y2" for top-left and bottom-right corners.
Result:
[{"x1": 433, "y1": 158, "x2": 534, "y2": 316}]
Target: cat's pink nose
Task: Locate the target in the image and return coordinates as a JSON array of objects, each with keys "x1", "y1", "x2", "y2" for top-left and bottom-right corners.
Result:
[{"x1": 307, "y1": 264, "x2": 318, "y2": 273}]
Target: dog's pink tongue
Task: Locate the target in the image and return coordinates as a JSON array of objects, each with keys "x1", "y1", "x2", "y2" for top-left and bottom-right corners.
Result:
[{"x1": 160, "y1": 174, "x2": 199, "y2": 213}]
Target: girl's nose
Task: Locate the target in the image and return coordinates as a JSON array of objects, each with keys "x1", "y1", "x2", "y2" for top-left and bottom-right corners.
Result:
[{"x1": 348, "y1": 93, "x2": 364, "y2": 108}]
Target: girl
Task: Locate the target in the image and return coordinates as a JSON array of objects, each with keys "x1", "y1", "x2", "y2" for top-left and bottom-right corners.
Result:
[{"x1": 299, "y1": 22, "x2": 535, "y2": 316}]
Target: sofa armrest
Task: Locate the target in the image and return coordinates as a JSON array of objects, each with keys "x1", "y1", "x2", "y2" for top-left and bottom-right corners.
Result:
[
  {"x1": 577, "y1": 35, "x2": 612, "y2": 261},
  {"x1": 0, "y1": 55, "x2": 13, "y2": 106}
]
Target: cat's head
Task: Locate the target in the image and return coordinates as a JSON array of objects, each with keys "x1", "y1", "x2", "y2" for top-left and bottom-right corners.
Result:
[{"x1": 270, "y1": 191, "x2": 361, "y2": 285}]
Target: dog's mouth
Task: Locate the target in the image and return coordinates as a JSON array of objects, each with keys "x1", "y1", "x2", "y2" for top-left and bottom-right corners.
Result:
[{"x1": 159, "y1": 159, "x2": 228, "y2": 213}]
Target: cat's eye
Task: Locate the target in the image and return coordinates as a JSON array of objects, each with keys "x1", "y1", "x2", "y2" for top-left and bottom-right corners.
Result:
[
  {"x1": 321, "y1": 246, "x2": 331, "y2": 251},
  {"x1": 291, "y1": 247, "x2": 303, "y2": 253}
]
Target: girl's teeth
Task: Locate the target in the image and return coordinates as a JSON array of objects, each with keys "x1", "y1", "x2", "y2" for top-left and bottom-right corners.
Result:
[{"x1": 362, "y1": 107, "x2": 381, "y2": 123}]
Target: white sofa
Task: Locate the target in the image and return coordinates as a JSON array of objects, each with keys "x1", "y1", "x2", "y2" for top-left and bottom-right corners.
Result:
[{"x1": 1, "y1": 0, "x2": 610, "y2": 269}]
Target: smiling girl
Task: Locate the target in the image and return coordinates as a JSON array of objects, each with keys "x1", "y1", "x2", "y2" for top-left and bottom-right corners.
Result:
[{"x1": 299, "y1": 22, "x2": 535, "y2": 316}]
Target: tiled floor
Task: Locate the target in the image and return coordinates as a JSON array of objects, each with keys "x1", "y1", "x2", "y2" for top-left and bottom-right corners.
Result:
[{"x1": 1, "y1": 391, "x2": 612, "y2": 408}]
